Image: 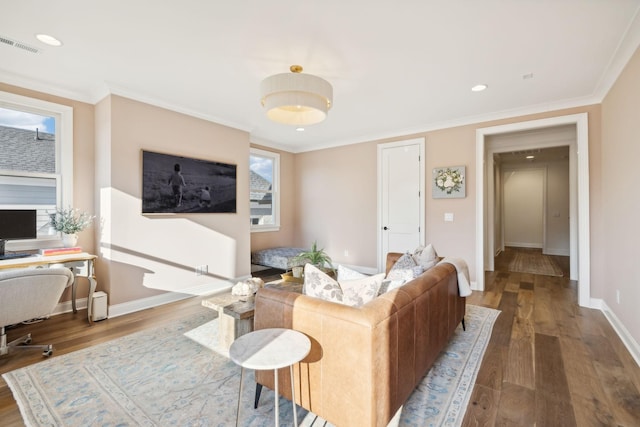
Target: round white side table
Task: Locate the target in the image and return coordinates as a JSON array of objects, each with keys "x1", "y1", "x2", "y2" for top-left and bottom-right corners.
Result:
[{"x1": 229, "y1": 328, "x2": 311, "y2": 427}]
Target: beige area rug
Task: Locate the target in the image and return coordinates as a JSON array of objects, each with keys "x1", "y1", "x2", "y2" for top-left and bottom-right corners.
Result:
[
  {"x1": 3, "y1": 305, "x2": 499, "y2": 426},
  {"x1": 508, "y1": 251, "x2": 563, "y2": 277}
]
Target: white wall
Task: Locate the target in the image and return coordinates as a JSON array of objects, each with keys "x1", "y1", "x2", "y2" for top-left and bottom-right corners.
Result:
[{"x1": 503, "y1": 168, "x2": 545, "y2": 248}]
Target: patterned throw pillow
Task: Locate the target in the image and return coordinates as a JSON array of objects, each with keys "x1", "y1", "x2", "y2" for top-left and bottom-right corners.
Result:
[
  {"x1": 340, "y1": 273, "x2": 385, "y2": 307},
  {"x1": 413, "y1": 244, "x2": 438, "y2": 270},
  {"x1": 304, "y1": 264, "x2": 384, "y2": 307},
  {"x1": 303, "y1": 264, "x2": 343, "y2": 304},
  {"x1": 386, "y1": 253, "x2": 420, "y2": 281},
  {"x1": 337, "y1": 264, "x2": 367, "y2": 281},
  {"x1": 379, "y1": 252, "x2": 424, "y2": 295}
]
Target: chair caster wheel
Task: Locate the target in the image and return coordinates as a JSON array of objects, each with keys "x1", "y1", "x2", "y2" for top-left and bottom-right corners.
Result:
[
  {"x1": 24, "y1": 337, "x2": 32, "y2": 345},
  {"x1": 42, "y1": 346, "x2": 53, "y2": 357}
]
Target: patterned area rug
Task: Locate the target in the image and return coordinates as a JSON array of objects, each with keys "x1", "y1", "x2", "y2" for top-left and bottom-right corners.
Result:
[
  {"x1": 3, "y1": 305, "x2": 498, "y2": 427},
  {"x1": 507, "y1": 251, "x2": 563, "y2": 277}
]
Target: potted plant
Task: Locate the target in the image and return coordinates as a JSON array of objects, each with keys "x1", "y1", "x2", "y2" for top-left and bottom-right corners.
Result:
[
  {"x1": 293, "y1": 241, "x2": 334, "y2": 273},
  {"x1": 49, "y1": 207, "x2": 94, "y2": 247}
]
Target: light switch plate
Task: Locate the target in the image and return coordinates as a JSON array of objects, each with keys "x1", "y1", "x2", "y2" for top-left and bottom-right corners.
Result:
[{"x1": 444, "y1": 213, "x2": 454, "y2": 222}]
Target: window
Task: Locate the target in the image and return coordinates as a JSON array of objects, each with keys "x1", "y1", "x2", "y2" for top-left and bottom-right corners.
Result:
[
  {"x1": 0, "y1": 91, "x2": 74, "y2": 249},
  {"x1": 250, "y1": 148, "x2": 279, "y2": 231}
]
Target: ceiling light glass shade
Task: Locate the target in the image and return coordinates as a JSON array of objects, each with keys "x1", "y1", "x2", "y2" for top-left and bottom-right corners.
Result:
[{"x1": 260, "y1": 69, "x2": 333, "y2": 126}]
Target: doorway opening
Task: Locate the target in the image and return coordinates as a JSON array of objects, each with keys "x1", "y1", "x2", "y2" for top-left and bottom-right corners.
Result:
[{"x1": 475, "y1": 113, "x2": 591, "y2": 307}]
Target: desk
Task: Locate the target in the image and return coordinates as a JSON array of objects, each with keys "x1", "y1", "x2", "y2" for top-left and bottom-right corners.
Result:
[{"x1": 0, "y1": 252, "x2": 98, "y2": 324}]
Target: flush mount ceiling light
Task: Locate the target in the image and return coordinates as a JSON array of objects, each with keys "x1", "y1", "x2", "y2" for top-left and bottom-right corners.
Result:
[
  {"x1": 260, "y1": 65, "x2": 333, "y2": 126},
  {"x1": 35, "y1": 34, "x2": 62, "y2": 47},
  {"x1": 471, "y1": 84, "x2": 488, "y2": 92}
]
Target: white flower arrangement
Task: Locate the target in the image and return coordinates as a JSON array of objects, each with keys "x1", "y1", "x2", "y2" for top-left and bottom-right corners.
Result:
[
  {"x1": 49, "y1": 207, "x2": 94, "y2": 234},
  {"x1": 434, "y1": 167, "x2": 464, "y2": 194}
]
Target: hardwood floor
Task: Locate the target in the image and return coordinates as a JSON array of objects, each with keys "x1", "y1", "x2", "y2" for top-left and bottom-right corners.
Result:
[
  {"x1": 462, "y1": 248, "x2": 640, "y2": 426},
  {"x1": 1, "y1": 249, "x2": 639, "y2": 426}
]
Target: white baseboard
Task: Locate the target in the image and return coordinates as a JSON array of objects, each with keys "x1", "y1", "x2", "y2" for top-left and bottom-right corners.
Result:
[
  {"x1": 52, "y1": 282, "x2": 233, "y2": 320},
  {"x1": 543, "y1": 248, "x2": 570, "y2": 256},
  {"x1": 504, "y1": 242, "x2": 543, "y2": 249},
  {"x1": 592, "y1": 298, "x2": 640, "y2": 368},
  {"x1": 337, "y1": 263, "x2": 378, "y2": 275},
  {"x1": 108, "y1": 282, "x2": 232, "y2": 318}
]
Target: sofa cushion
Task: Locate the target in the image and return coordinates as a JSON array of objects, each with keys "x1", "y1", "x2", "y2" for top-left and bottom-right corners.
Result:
[{"x1": 304, "y1": 264, "x2": 384, "y2": 307}]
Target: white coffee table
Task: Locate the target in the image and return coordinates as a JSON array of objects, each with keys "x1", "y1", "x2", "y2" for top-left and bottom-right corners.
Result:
[{"x1": 229, "y1": 328, "x2": 311, "y2": 427}]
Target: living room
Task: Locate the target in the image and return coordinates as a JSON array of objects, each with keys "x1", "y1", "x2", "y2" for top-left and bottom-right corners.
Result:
[{"x1": 1, "y1": 2, "x2": 640, "y2": 425}]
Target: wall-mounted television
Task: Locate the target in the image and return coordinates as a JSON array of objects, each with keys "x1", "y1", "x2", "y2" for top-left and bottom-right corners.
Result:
[{"x1": 141, "y1": 150, "x2": 237, "y2": 214}]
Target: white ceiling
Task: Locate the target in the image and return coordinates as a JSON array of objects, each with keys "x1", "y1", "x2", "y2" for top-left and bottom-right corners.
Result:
[{"x1": 2, "y1": 1, "x2": 640, "y2": 153}]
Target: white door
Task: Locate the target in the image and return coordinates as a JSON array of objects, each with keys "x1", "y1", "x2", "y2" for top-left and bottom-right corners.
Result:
[{"x1": 378, "y1": 138, "x2": 425, "y2": 269}]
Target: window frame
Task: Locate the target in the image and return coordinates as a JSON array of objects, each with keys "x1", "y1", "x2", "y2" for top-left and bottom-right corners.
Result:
[
  {"x1": 0, "y1": 90, "x2": 74, "y2": 250},
  {"x1": 250, "y1": 147, "x2": 280, "y2": 232}
]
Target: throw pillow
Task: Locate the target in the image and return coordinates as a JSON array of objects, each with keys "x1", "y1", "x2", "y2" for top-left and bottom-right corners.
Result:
[
  {"x1": 304, "y1": 264, "x2": 384, "y2": 307},
  {"x1": 413, "y1": 244, "x2": 438, "y2": 270},
  {"x1": 386, "y1": 252, "x2": 419, "y2": 281},
  {"x1": 340, "y1": 273, "x2": 385, "y2": 307},
  {"x1": 379, "y1": 252, "x2": 425, "y2": 295},
  {"x1": 303, "y1": 264, "x2": 343, "y2": 304},
  {"x1": 337, "y1": 264, "x2": 367, "y2": 281}
]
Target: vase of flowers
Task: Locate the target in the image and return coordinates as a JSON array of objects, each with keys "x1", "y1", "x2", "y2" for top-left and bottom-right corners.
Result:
[{"x1": 49, "y1": 207, "x2": 94, "y2": 247}]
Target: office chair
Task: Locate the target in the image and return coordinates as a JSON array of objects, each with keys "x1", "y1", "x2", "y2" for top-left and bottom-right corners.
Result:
[{"x1": 0, "y1": 267, "x2": 74, "y2": 357}]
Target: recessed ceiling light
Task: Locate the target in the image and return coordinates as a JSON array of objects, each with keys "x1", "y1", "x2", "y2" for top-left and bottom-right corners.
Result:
[
  {"x1": 526, "y1": 155, "x2": 535, "y2": 159},
  {"x1": 471, "y1": 84, "x2": 488, "y2": 92},
  {"x1": 296, "y1": 127, "x2": 305, "y2": 132},
  {"x1": 35, "y1": 34, "x2": 62, "y2": 47}
]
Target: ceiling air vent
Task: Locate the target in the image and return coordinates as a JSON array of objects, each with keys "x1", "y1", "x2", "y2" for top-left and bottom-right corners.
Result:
[{"x1": 0, "y1": 35, "x2": 41, "y2": 54}]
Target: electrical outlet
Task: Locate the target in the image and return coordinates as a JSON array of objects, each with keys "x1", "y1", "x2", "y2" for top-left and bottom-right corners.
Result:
[
  {"x1": 616, "y1": 289, "x2": 620, "y2": 304},
  {"x1": 195, "y1": 265, "x2": 208, "y2": 276},
  {"x1": 344, "y1": 249, "x2": 349, "y2": 257}
]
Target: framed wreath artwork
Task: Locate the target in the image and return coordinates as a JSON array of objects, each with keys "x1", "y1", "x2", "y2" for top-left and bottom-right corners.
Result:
[{"x1": 433, "y1": 166, "x2": 466, "y2": 198}]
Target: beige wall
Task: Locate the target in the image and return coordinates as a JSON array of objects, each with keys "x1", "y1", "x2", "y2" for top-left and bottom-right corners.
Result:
[
  {"x1": 292, "y1": 105, "x2": 601, "y2": 287},
  {"x1": 602, "y1": 46, "x2": 640, "y2": 342},
  {"x1": 96, "y1": 95, "x2": 251, "y2": 305}
]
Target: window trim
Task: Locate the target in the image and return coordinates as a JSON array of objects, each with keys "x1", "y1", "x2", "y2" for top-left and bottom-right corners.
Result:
[
  {"x1": 250, "y1": 147, "x2": 280, "y2": 232},
  {"x1": 0, "y1": 90, "x2": 74, "y2": 250}
]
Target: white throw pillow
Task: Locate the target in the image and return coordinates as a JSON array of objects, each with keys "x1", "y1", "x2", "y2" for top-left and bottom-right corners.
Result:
[
  {"x1": 337, "y1": 264, "x2": 367, "y2": 281},
  {"x1": 413, "y1": 244, "x2": 438, "y2": 270},
  {"x1": 304, "y1": 264, "x2": 383, "y2": 307}
]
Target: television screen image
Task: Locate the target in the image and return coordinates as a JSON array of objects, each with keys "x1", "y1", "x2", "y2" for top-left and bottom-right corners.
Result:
[{"x1": 142, "y1": 150, "x2": 237, "y2": 214}]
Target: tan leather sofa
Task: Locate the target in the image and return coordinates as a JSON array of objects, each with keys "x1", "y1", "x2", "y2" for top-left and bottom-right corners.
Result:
[{"x1": 253, "y1": 252, "x2": 466, "y2": 427}]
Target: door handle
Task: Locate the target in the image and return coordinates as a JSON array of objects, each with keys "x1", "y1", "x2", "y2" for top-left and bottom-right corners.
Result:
[{"x1": 383, "y1": 226, "x2": 389, "y2": 230}]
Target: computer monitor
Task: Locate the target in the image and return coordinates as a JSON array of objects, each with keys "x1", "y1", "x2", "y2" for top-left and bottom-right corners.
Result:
[{"x1": 0, "y1": 209, "x2": 37, "y2": 256}]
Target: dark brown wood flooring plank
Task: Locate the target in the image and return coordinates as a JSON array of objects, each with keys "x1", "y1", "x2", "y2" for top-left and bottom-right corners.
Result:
[
  {"x1": 460, "y1": 384, "x2": 500, "y2": 427},
  {"x1": 533, "y1": 286, "x2": 558, "y2": 336},
  {"x1": 534, "y1": 333, "x2": 572, "y2": 402},
  {"x1": 504, "y1": 315, "x2": 535, "y2": 389},
  {"x1": 535, "y1": 391, "x2": 577, "y2": 427},
  {"x1": 593, "y1": 361, "x2": 640, "y2": 425},
  {"x1": 494, "y1": 382, "x2": 535, "y2": 426}
]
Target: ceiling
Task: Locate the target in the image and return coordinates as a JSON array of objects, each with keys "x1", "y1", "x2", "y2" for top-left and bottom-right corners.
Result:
[{"x1": 2, "y1": 1, "x2": 640, "y2": 153}]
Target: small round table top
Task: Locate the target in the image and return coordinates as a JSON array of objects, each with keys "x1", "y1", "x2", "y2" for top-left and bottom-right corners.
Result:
[{"x1": 229, "y1": 328, "x2": 311, "y2": 370}]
